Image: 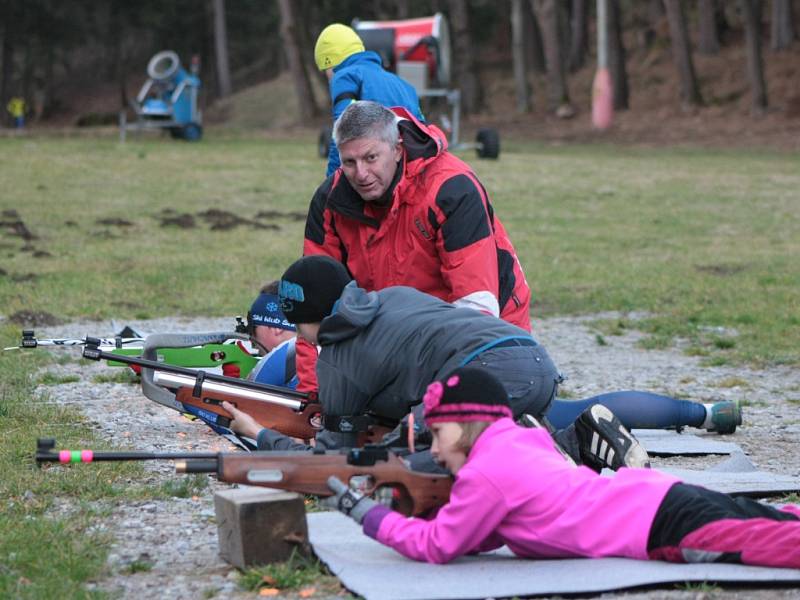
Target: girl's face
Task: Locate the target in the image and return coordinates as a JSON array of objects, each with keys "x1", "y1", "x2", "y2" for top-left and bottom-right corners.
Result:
[{"x1": 430, "y1": 422, "x2": 469, "y2": 474}]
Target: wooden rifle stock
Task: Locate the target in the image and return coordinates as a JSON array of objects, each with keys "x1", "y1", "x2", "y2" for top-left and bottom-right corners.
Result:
[
  {"x1": 186, "y1": 450, "x2": 452, "y2": 516},
  {"x1": 175, "y1": 386, "x2": 394, "y2": 444},
  {"x1": 175, "y1": 386, "x2": 323, "y2": 440}
]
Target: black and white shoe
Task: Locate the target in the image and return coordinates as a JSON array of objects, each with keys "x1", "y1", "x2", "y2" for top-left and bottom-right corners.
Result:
[{"x1": 576, "y1": 405, "x2": 650, "y2": 471}]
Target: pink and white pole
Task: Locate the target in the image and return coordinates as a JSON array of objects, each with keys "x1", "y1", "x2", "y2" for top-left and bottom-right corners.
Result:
[{"x1": 592, "y1": 0, "x2": 613, "y2": 129}]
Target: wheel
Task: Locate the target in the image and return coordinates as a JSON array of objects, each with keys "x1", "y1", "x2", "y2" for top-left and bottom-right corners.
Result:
[
  {"x1": 476, "y1": 128, "x2": 500, "y2": 159},
  {"x1": 318, "y1": 126, "x2": 332, "y2": 158},
  {"x1": 181, "y1": 123, "x2": 203, "y2": 141}
]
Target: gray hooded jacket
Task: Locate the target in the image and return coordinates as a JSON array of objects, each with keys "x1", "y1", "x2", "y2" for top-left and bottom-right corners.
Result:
[{"x1": 316, "y1": 282, "x2": 532, "y2": 421}]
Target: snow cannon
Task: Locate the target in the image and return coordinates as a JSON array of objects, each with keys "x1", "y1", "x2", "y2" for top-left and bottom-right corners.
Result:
[
  {"x1": 120, "y1": 50, "x2": 202, "y2": 142},
  {"x1": 354, "y1": 13, "x2": 451, "y2": 92}
]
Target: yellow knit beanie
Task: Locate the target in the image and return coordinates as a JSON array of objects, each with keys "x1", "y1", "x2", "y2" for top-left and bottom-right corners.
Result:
[{"x1": 314, "y1": 24, "x2": 365, "y2": 71}]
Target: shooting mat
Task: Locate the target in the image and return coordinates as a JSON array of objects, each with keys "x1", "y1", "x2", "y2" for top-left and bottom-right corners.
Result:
[
  {"x1": 633, "y1": 429, "x2": 742, "y2": 456},
  {"x1": 307, "y1": 512, "x2": 800, "y2": 600}
]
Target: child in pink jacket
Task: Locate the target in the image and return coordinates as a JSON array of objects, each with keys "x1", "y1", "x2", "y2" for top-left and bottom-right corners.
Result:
[{"x1": 327, "y1": 366, "x2": 800, "y2": 567}]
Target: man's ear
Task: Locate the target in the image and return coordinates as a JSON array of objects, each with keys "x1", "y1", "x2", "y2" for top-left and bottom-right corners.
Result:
[{"x1": 394, "y1": 141, "x2": 403, "y2": 161}]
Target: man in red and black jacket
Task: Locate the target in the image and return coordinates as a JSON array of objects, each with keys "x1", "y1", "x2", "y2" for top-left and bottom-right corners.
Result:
[{"x1": 297, "y1": 100, "x2": 532, "y2": 393}]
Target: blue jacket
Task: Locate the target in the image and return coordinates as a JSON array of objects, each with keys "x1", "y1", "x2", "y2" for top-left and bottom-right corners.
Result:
[
  {"x1": 326, "y1": 51, "x2": 424, "y2": 176},
  {"x1": 248, "y1": 338, "x2": 298, "y2": 390}
]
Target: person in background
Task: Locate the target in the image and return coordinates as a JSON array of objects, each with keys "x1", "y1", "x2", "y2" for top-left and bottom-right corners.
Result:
[{"x1": 314, "y1": 23, "x2": 424, "y2": 176}]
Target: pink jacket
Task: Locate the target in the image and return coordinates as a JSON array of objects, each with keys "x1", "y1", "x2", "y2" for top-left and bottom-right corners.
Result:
[{"x1": 364, "y1": 419, "x2": 680, "y2": 564}]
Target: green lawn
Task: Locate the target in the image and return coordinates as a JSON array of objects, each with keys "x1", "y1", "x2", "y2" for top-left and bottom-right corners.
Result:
[{"x1": 0, "y1": 133, "x2": 798, "y2": 596}]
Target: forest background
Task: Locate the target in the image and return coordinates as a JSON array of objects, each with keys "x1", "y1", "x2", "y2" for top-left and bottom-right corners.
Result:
[{"x1": 1, "y1": 0, "x2": 799, "y2": 148}]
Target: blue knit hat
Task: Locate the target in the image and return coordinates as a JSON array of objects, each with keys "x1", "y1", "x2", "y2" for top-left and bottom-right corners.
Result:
[{"x1": 248, "y1": 292, "x2": 295, "y2": 332}]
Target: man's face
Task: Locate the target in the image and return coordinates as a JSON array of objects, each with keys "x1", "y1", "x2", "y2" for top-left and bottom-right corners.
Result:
[{"x1": 338, "y1": 136, "x2": 402, "y2": 202}]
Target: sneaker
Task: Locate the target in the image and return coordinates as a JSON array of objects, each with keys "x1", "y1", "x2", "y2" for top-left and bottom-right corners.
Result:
[
  {"x1": 576, "y1": 405, "x2": 651, "y2": 471},
  {"x1": 702, "y1": 400, "x2": 742, "y2": 435}
]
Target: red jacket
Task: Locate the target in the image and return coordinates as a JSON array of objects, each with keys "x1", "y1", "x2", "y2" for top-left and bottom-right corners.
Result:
[{"x1": 303, "y1": 108, "x2": 531, "y2": 331}]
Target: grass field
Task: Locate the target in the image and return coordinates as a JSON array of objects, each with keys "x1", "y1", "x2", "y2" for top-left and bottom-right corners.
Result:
[{"x1": 1, "y1": 133, "x2": 798, "y2": 596}]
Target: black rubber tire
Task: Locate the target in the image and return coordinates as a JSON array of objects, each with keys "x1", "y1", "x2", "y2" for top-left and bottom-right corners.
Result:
[
  {"x1": 476, "y1": 128, "x2": 500, "y2": 159},
  {"x1": 318, "y1": 126, "x2": 333, "y2": 158},
  {"x1": 181, "y1": 123, "x2": 203, "y2": 141}
]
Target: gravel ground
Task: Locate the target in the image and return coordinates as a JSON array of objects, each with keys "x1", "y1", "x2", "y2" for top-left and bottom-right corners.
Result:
[{"x1": 25, "y1": 313, "x2": 800, "y2": 600}]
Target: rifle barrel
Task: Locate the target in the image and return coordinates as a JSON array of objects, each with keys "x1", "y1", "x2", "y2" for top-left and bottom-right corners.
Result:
[
  {"x1": 36, "y1": 449, "x2": 218, "y2": 463},
  {"x1": 154, "y1": 371, "x2": 303, "y2": 410},
  {"x1": 83, "y1": 342, "x2": 308, "y2": 401}
]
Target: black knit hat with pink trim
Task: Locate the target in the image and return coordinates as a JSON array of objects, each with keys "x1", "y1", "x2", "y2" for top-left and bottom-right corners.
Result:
[{"x1": 423, "y1": 366, "x2": 513, "y2": 425}]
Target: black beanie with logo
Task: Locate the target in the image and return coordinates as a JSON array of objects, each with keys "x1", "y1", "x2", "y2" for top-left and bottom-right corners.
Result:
[{"x1": 278, "y1": 255, "x2": 353, "y2": 324}]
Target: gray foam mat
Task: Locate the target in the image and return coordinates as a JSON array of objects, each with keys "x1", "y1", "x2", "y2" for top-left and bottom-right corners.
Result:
[
  {"x1": 307, "y1": 512, "x2": 800, "y2": 600},
  {"x1": 632, "y1": 429, "x2": 742, "y2": 456}
]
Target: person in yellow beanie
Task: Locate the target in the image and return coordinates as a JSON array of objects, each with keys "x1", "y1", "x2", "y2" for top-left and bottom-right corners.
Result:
[{"x1": 314, "y1": 23, "x2": 424, "y2": 176}]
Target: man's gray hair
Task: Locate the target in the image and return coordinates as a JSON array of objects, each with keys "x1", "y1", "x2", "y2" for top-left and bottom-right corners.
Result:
[{"x1": 333, "y1": 101, "x2": 399, "y2": 148}]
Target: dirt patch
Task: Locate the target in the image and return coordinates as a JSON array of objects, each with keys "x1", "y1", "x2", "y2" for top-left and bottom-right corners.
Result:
[
  {"x1": 695, "y1": 263, "x2": 747, "y2": 276},
  {"x1": 254, "y1": 210, "x2": 306, "y2": 222},
  {"x1": 196, "y1": 209, "x2": 280, "y2": 232},
  {"x1": 10, "y1": 272, "x2": 39, "y2": 282},
  {"x1": 0, "y1": 215, "x2": 37, "y2": 241},
  {"x1": 96, "y1": 218, "x2": 134, "y2": 227},
  {"x1": 158, "y1": 212, "x2": 196, "y2": 229},
  {"x1": 7, "y1": 310, "x2": 63, "y2": 327},
  {"x1": 31, "y1": 250, "x2": 52, "y2": 259}
]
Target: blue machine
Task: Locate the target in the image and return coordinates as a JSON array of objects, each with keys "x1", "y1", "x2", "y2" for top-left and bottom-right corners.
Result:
[{"x1": 121, "y1": 50, "x2": 202, "y2": 141}]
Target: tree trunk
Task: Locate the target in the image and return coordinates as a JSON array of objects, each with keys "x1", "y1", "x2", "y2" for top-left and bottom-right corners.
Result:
[
  {"x1": 568, "y1": 0, "x2": 588, "y2": 71},
  {"x1": 212, "y1": 0, "x2": 232, "y2": 98},
  {"x1": 770, "y1": 0, "x2": 795, "y2": 50},
  {"x1": 1, "y1": 29, "x2": 13, "y2": 114},
  {"x1": 296, "y1": 0, "x2": 327, "y2": 102},
  {"x1": 740, "y1": 0, "x2": 768, "y2": 113},
  {"x1": 511, "y1": 0, "x2": 532, "y2": 112},
  {"x1": 697, "y1": 0, "x2": 720, "y2": 54},
  {"x1": 533, "y1": 0, "x2": 571, "y2": 111},
  {"x1": 277, "y1": 0, "x2": 319, "y2": 120},
  {"x1": 446, "y1": 0, "x2": 482, "y2": 114},
  {"x1": 526, "y1": 0, "x2": 547, "y2": 73},
  {"x1": 663, "y1": 0, "x2": 702, "y2": 107},
  {"x1": 608, "y1": 0, "x2": 629, "y2": 110}
]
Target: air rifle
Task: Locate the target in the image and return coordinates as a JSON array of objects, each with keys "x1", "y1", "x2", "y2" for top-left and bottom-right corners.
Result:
[
  {"x1": 7, "y1": 328, "x2": 260, "y2": 378},
  {"x1": 81, "y1": 338, "x2": 392, "y2": 443},
  {"x1": 35, "y1": 438, "x2": 452, "y2": 517}
]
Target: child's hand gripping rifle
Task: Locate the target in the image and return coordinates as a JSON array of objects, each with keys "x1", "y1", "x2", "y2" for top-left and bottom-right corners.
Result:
[
  {"x1": 81, "y1": 339, "x2": 392, "y2": 444},
  {"x1": 35, "y1": 439, "x2": 452, "y2": 517}
]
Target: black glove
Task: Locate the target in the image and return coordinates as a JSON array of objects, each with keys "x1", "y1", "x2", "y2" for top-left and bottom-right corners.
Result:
[{"x1": 325, "y1": 476, "x2": 380, "y2": 524}]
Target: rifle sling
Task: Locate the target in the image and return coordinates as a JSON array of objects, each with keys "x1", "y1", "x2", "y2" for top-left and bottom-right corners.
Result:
[{"x1": 192, "y1": 371, "x2": 206, "y2": 398}]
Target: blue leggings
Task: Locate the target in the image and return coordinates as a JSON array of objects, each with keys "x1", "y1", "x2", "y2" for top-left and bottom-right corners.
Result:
[{"x1": 545, "y1": 391, "x2": 708, "y2": 431}]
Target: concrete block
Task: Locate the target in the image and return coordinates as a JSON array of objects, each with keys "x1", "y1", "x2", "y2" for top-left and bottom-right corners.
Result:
[{"x1": 214, "y1": 487, "x2": 309, "y2": 568}]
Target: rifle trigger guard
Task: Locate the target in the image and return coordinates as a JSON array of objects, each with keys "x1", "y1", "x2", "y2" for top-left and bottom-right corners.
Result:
[{"x1": 192, "y1": 371, "x2": 206, "y2": 398}]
